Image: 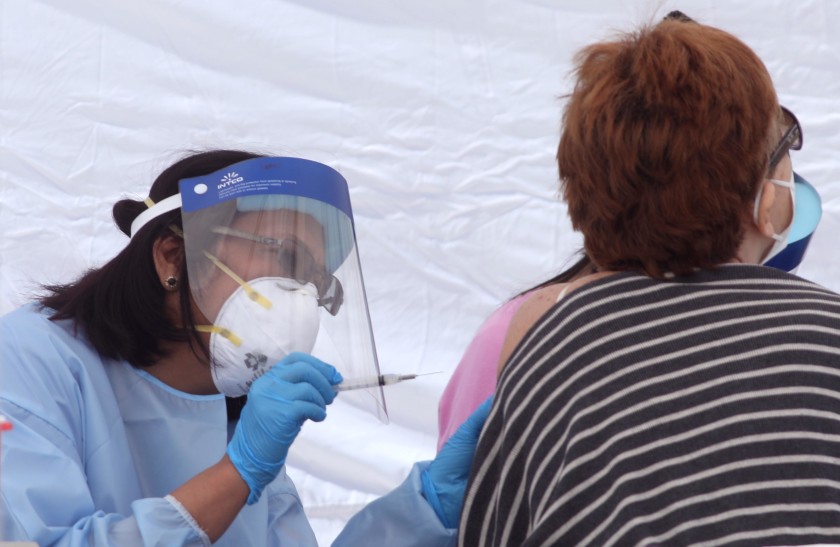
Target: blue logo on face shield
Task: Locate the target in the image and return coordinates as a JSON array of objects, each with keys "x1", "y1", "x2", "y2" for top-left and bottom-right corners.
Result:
[{"x1": 219, "y1": 172, "x2": 245, "y2": 189}]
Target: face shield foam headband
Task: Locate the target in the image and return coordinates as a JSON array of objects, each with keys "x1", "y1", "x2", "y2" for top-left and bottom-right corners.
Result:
[{"x1": 131, "y1": 158, "x2": 356, "y2": 273}]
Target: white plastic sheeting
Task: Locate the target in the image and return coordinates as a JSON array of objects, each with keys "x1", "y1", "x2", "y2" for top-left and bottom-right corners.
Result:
[{"x1": 1, "y1": 0, "x2": 838, "y2": 544}]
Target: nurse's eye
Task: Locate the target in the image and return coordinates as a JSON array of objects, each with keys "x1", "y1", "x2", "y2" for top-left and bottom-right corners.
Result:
[
  {"x1": 269, "y1": 239, "x2": 343, "y2": 315},
  {"x1": 276, "y1": 244, "x2": 305, "y2": 279},
  {"x1": 212, "y1": 227, "x2": 342, "y2": 313},
  {"x1": 269, "y1": 239, "x2": 319, "y2": 284}
]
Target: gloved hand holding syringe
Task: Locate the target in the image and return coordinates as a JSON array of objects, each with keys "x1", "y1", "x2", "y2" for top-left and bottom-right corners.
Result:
[{"x1": 334, "y1": 372, "x2": 441, "y2": 391}]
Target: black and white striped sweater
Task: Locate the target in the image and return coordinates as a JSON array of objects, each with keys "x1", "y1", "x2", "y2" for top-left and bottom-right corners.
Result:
[{"x1": 460, "y1": 264, "x2": 840, "y2": 547}]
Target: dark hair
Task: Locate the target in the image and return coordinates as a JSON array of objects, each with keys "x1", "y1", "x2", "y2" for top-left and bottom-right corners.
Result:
[
  {"x1": 514, "y1": 252, "x2": 593, "y2": 298},
  {"x1": 557, "y1": 17, "x2": 778, "y2": 277},
  {"x1": 39, "y1": 149, "x2": 266, "y2": 368}
]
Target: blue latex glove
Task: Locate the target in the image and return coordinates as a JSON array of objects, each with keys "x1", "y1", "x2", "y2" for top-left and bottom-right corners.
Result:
[
  {"x1": 227, "y1": 352, "x2": 343, "y2": 505},
  {"x1": 421, "y1": 396, "x2": 493, "y2": 528}
]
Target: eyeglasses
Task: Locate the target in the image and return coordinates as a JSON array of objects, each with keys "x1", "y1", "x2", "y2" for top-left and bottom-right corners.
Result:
[
  {"x1": 768, "y1": 106, "x2": 803, "y2": 172},
  {"x1": 213, "y1": 226, "x2": 344, "y2": 315}
]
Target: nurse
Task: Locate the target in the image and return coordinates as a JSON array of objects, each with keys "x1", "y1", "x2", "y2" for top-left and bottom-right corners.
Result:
[{"x1": 0, "y1": 150, "x2": 483, "y2": 546}]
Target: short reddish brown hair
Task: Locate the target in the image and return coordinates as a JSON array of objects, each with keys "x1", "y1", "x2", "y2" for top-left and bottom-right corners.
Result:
[{"x1": 558, "y1": 18, "x2": 778, "y2": 277}]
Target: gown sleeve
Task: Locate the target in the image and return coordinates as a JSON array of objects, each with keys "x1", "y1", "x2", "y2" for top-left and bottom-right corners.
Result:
[
  {"x1": 0, "y1": 309, "x2": 209, "y2": 547},
  {"x1": 331, "y1": 462, "x2": 455, "y2": 547},
  {"x1": 264, "y1": 467, "x2": 319, "y2": 546},
  {"x1": 0, "y1": 395, "x2": 210, "y2": 546}
]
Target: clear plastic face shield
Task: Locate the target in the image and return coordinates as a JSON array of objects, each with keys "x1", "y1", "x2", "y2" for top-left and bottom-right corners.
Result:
[{"x1": 179, "y1": 157, "x2": 388, "y2": 422}]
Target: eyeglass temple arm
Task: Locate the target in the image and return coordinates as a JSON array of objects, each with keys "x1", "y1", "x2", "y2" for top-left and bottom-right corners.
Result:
[{"x1": 212, "y1": 226, "x2": 280, "y2": 245}]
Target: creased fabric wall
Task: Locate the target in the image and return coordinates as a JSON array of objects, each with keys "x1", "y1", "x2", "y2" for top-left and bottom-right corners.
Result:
[{"x1": 1, "y1": 0, "x2": 838, "y2": 544}]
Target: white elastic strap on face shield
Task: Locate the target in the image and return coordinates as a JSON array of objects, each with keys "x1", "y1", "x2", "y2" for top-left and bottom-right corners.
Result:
[{"x1": 130, "y1": 194, "x2": 183, "y2": 238}]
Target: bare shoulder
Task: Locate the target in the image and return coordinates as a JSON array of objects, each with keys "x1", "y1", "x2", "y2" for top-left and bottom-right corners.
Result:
[{"x1": 496, "y1": 272, "x2": 616, "y2": 377}]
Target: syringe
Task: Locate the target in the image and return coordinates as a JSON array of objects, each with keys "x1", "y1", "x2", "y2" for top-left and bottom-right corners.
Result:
[{"x1": 334, "y1": 372, "x2": 440, "y2": 392}]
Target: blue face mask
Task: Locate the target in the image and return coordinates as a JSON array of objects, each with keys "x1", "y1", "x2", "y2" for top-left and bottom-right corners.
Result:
[{"x1": 761, "y1": 172, "x2": 822, "y2": 273}]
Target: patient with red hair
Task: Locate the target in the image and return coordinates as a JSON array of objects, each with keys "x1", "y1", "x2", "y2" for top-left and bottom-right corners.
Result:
[{"x1": 459, "y1": 12, "x2": 840, "y2": 547}]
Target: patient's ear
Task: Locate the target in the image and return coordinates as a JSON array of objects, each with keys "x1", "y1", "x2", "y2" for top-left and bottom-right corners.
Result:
[{"x1": 754, "y1": 181, "x2": 778, "y2": 239}]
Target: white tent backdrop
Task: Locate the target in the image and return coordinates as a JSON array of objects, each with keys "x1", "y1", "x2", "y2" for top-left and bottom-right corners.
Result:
[{"x1": 2, "y1": 0, "x2": 838, "y2": 543}]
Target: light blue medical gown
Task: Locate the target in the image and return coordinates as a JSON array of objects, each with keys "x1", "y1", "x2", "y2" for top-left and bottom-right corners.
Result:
[{"x1": 0, "y1": 305, "x2": 454, "y2": 547}]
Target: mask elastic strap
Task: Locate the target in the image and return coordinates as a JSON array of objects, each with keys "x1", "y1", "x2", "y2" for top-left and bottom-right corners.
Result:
[
  {"x1": 753, "y1": 176, "x2": 794, "y2": 235},
  {"x1": 768, "y1": 176, "x2": 795, "y2": 240},
  {"x1": 195, "y1": 325, "x2": 243, "y2": 346},
  {"x1": 192, "y1": 252, "x2": 273, "y2": 345},
  {"x1": 193, "y1": 253, "x2": 271, "y2": 345},
  {"x1": 202, "y1": 251, "x2": 273, "y2": 310},
  {"x1": 768, "y1": 177, "x2": 794, "y2": 190}
]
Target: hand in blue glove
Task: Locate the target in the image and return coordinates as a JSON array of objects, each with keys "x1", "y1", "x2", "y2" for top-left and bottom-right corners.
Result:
[
  {"x1": 227, "y1": 352, "x2": 343, "y2": 505},
  {"x1": 421, "y1": 395, "x2": 493, "y2": 528}
]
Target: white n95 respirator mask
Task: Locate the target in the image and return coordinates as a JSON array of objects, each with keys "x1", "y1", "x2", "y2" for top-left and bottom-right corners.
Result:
[{"x1": 208, "y1": 277, "x2": 321, "y2": 397}]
